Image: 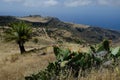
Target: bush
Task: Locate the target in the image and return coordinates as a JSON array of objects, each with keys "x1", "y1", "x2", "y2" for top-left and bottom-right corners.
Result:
[{"x1": 25, "y1": 40, "x2": 120, "y2": 80}]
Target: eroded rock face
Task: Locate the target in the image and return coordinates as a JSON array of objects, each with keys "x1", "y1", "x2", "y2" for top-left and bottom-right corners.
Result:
[
  {"x1": 102, "y1": 60, "x2": 113, "y2": 68},
  {"x1": 93, "y1": 51, "x2": 114, "y2": 68},
  {"x1": 94, "y1": 51, "x2": 108, "y2": 60}
]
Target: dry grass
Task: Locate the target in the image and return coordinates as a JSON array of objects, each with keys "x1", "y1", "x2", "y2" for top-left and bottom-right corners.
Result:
[
  {"x1": 18, "y1": 17, "x2": 48, "y2": 23},
  {"x1": 56, "y1": 67, "x2": 120, "y2": 80},
  {"x1": 0, "y1": 53, "x2": 55, "y2": 80},
  {"x1": 0, "y1": 38, "x2": 120, "y2": 80},
  {"x1": 0, "y1": 38, "x2": 56, "y2": 80},
  {"x1": 60, "y1": 42, "x2": 89, "y2": 53},
  {"x1": 68, "y1": 67, "x2": 120, "y2": 80}
]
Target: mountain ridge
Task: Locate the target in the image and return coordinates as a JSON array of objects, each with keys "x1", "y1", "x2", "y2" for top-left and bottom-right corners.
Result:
[{"x1": 0, "y1": 15, "x2": 120, "y2": 43}]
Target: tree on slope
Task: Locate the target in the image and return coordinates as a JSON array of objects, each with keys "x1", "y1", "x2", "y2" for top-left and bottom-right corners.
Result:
[{"x1": 5, "y1": 21, "x2": 32, "y2": 54}]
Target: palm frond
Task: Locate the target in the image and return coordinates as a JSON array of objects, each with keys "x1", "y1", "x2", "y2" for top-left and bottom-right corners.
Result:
[{"x1": 4, "y1": 21, "x2": 32, "y2": 43}]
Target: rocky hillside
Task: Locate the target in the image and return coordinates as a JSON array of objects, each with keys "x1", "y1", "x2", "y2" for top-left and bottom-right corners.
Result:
[{"x1": 0, "y1": 15, "x2": 120, "y2": 43}]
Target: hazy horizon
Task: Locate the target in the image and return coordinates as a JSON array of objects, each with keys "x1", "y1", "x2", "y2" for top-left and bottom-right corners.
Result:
[{"x1": 0, "y1": 0, "x2": 120, "y2": 30}]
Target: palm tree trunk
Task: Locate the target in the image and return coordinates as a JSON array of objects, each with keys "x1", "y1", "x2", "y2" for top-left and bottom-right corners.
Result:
[{"x1": 18, "y1": 42, "x2": 25, "y2": 54}]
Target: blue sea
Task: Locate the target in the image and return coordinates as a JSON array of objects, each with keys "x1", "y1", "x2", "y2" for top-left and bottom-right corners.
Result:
[
  {"x1": 44, "y1": 7, "x2": 120, "y2": 31},
  {"x1": 57, "y1": 14, "x2": 120, "y2": 31}
]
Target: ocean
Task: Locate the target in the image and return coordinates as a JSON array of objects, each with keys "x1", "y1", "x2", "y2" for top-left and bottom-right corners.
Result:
[{"x1": 58, "y1": 15, "x2": 120, "y2": 31}]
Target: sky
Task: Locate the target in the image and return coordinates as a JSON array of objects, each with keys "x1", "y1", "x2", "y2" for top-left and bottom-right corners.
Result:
[{"x1": 0, "y1": 0, "x2": 120, "y2": 30}]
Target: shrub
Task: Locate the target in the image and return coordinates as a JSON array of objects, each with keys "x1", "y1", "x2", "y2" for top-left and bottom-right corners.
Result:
[{"x1": 25, "y1": 40, "x2": 120, "y2": 80}]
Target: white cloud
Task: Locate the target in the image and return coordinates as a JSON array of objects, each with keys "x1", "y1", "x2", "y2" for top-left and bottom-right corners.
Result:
[
  {"x1": 64, "y1": 0, "x2": 120, "y2": 7},
  {"x1": 3, "y1": 0, "x2": 59, "y2": 7},
  {"x1": 24, "y1": 0, "x2": 58, "y2": 7},
  {"x1": 98, "y1": 0, "x2": 120, "y2": 6},
  {"x1": 44, "y1": 0, "x2": 58, "y2": 7},
  {"x1": 64, "y1": 0, "x2": 92, "y2": 7},
  {"x1": 3, "y1": 0, "x2": 23, "y2": 2},
  {"x1": 2, "y1": 0, "x2": 120, "y2": 7}
]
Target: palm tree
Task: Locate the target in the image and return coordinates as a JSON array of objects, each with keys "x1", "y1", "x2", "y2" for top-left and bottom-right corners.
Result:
[{"x1": 5, "y1": 21, "x2": 32, "y2": 54}]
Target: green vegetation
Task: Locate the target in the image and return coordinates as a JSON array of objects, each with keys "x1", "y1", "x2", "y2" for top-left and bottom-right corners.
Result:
[
  {"x1": 1, "y1": 16, "x2": 120, "y2": 80},
  {"x1": 25, "y1": 40, "x2": 120, "y2": 80},
  {"x1": 5, "y1": 21, "x2": 32, "y2": 54}
]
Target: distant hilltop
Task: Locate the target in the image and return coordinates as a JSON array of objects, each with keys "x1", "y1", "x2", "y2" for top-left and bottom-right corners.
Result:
[{"x1": 0, "y1": 15, "x2": 120, "y2": 43}]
